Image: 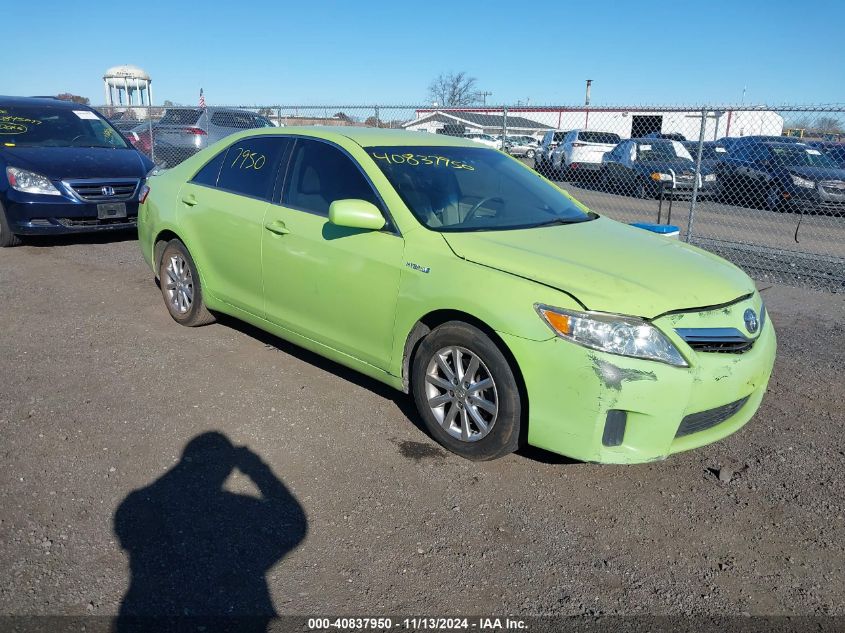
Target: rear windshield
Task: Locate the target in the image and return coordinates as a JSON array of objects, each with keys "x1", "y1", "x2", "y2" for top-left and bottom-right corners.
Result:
[
  {"x1": 210, "y1": 111, "x2": 271, "y2": 129},
  {"x1": 578, "y1": 131, "x2": 621, "y2": 144},
  {"x1": 0, "y1": 106, "x2": 129, "y2": 148},
  {"x1": 159, "y1": 109, "x2": 202, "y2": 125}
]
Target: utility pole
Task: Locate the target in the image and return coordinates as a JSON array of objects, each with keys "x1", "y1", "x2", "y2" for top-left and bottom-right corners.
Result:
[
  {"x1": 479, "y1": 91, "x2": 493, "y2": 106},
  {"x1": 585, "y1": 79, "x2": 593, "y2": 106}
]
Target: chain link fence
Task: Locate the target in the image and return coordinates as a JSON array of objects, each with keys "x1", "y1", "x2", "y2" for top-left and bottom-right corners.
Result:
[{"x1": 100, "y1": 103, "x2": 845, "y2": 292}]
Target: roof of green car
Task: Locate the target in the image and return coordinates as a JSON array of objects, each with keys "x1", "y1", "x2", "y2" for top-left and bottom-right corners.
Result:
[{"x1": 241, "y1": 126, "x2": 482, "y2": 148}]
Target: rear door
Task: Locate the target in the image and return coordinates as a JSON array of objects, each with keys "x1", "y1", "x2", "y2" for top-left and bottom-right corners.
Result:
[{"x1": 178, "y1": 135, "x2": 292, "y2": 315}]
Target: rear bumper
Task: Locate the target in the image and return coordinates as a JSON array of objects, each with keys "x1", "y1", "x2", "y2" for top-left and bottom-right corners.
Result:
[{"x1": 2, "y1": 191, "x2": 139, "y2": 235}]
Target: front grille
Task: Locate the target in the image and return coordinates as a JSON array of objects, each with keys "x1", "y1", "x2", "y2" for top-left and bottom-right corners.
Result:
[
  {"x1": 67, "y1": 179, "x2": 139, "y2": 201},
  {"x1": 676, "y1": 397, "x2": 749, "y2": 438},
  {"x1": 686, "y1": 340, "x2": 753, "y2": 354}
]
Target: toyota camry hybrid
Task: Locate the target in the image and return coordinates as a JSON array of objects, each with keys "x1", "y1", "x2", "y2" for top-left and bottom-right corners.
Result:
[{"x1": 138, "y1": 127, "x2": 776, "y2": 463}]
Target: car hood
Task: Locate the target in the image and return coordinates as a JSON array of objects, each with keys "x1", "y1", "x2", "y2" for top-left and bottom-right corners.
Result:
[
  {"x1": 0, "y1": 147, "x2": 153, "y2": 180},
  {"x1": 781, "y1": 165, "x2": 845, "y2": 181},
  {"x1": 441, "y1": 217, "x2": 754, "y2": 318}
]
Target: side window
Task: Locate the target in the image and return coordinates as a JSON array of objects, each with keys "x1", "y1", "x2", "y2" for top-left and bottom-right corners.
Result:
[
  {"x1": 191, "y1": 150, "x2": 227, "y2": 187},
  {"x1": 283, "y1": 139, "x2": 380, "y2": 216},
  {"x1": 216, "y1": 136, "x2": 292, "y2": 200}
]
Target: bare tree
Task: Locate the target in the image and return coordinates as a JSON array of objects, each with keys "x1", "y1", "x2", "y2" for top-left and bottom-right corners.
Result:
[
  {"x1": 428, "y1": 72, "x2": 482, "y2": 107},
  {"x1": 815, "y1": 115, "x2": 843, "y2": 133},
  {"x1": 55, "y1": 93, "x2": 90, "y2": 105}
]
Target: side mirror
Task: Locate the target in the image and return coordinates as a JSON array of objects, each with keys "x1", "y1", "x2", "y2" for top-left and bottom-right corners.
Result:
[{"x1": 328, "y1": 199, "x2": 385, "y2": 231}]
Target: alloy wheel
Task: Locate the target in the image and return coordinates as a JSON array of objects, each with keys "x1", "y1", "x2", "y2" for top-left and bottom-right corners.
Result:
[
  {"x1": 164, "y1": 254, "x2": 194, "y2": 314},
  {"x1": 424, "y1": 346, "x2": 498, "y2": 442}
]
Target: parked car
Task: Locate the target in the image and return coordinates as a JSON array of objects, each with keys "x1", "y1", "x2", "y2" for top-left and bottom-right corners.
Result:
[
  {"x1": 551, "y1": 129, "x2": 621, "y2": 178},
  {"x1": 139, "y1": 127, "x2": 776, "y2": 463},
  {"x1": 681, "y1": 141, "x2": 729, "y2": 171},
  {"x1": 644, "y1": 132, "x2": 688, "y2": 142},
  {"x1": 600, "y1": 139, "x2": 717, "y2": 198},
  {"x1": 503, "y1": 136, "x2": 538, "y2": 158},
  {"x1": 463, "y1": 133, "x2": 501, "y2": 149},
  {"x1": 718, "y1": 135, "x2": 804, "y2": 153},
  {"x1": 151, "y1": 107, "x2": 274, "y2": 165},
  {"x1": 0, "y1": 95, "x2": 154, "y2": 246},
  {"x1": 533, "y1": 129, "x2": 570, "y2": 175},
  {"x1": 809, "y1": 141, "x2": 845, "y2": 169},
  {"x1": 715, "y1": 140, "x2": 845, "y2": 212}
]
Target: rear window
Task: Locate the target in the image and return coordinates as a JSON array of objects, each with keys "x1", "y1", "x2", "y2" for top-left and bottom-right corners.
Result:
[
  {"x1": 211, "y1": 112, "x2": 263, "y2": 129},
  {"x1": 577, "y1": 131, "x2": 621, "y2": 144},
  {"x1": 158, "y1": 109, "x2": 202, "y2": 125},
  {"x1": 553, "y1": 132, "x2": 568, "y2": 142}
]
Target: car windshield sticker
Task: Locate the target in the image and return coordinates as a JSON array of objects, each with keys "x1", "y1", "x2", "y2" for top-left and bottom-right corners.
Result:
[
  {"x1": 230, "y1": 147, "x2": 266, "y2": 170},
  {"x1": 73, "y1": 110, "x2": 100, "y2": 120},
  {"x1": 370, "y1": 152, "x2": 474, "y2": 170},
  {"x1": 715, "y1": 147, "x2": 727, "y2": 152},
  {"x1": 806, "y1": 149, "x2": 822, "y2": 155},
  {"x1": 639, "y1": 144, "x2": 652, "y2": 151}
]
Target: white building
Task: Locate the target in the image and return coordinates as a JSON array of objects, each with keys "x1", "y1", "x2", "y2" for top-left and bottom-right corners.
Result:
[{"x1": 405, "y1": 107, "x2": 784, "y2": 141}]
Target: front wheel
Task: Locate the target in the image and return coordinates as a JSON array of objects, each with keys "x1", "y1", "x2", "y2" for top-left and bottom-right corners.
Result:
[
  {"x1": 411, "y1": 322, "x2": 522, "y2": 461},
  {"x1": 525, "y1": 149, "x2": 535, "y2": 159},
  {"x1": 0, "y1": 204, "x2": 22, "y2": 247},
  {"x1": 158, "y1": 240, "x2": 216, "y2": 327}
]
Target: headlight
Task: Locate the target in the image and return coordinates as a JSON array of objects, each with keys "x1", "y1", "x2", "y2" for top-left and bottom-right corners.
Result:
[
  {"x1": 650, "y1": 172, "x2": 672, "y2": 182},
  {"x1": 536, "y1": 304, "x2": 688, "y2": 367},
  {"x1": 6, "y1": 167, "x2": 61, "y2": 196},
  {"x1": 790, "y1": 174, "x2": 815, "y2": 189},
  {"x1": 704, "y1": 173, "x2": 717, "y2": 182}
]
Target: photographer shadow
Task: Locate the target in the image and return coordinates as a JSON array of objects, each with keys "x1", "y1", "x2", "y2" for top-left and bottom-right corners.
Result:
[{"x1": 113, "y1": 432, "x2": 307, "y2": 632}]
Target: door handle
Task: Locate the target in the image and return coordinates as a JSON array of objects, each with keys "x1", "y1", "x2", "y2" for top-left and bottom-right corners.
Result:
[
  {"x1": 264, "y1": 219, "x2": 290, "y2": 235},
  {"x1": 181, "y1": 194, "x2": 198, "y2": 206}
]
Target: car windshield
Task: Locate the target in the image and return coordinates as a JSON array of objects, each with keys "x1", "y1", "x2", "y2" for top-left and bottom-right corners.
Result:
[
  {"x1": 769, "y1": 146, "x2": 839, "y2": 168},
  {"x1": 0, "y1": 106, "x2": 129, "y2": 148},
  {"x1": 367, "y1": 146, "x2": 594, "y2": 232},
  {"x1": 637, "y1": 141, "x2": 693, "y2": 161},
  {"x1": 578, "y1": 131, "x2": 620, "y2": 144},
  {"x1": 159, "y1": 109, "x2": 202, "y2": 125}
]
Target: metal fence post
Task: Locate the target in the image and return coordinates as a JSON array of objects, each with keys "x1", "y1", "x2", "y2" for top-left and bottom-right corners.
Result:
[
  {"x1": 148, "y1": 108, "x2": 155, "y2": 164},
  {"x1": 375, "y1": 105, "x2": 380, "y2": 128},
  {"x1": 502, "y1": 106, "x2": 508, "y2": 147},
  {"x1": 276, "y1": 106, "x2": 282, "y2": 127},
  {"x1": 685, "y1": 107, "x2": 708, "y2": 242}
]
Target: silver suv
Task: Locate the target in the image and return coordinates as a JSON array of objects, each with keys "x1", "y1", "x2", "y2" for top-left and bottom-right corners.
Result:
[{"x1": 152, "y1": 107, "x2": 275, "y2": 166}]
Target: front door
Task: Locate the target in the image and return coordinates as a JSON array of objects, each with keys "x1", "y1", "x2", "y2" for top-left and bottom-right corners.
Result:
[{"x1": 261, "y1": 138, "x2": 404, "y2": 370}]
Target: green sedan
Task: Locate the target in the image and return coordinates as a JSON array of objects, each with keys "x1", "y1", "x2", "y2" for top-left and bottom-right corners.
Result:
[{"x1": 138, "y1": 127, "x2": 776, "y2": 463}]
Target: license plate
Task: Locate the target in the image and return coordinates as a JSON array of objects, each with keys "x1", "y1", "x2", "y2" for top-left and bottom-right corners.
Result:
[{"x1": 97, "y1": 202, "x2": 127, "y2": 220}]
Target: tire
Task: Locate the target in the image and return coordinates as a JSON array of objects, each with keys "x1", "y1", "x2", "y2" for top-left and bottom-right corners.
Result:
[
  {"x1": 0, "y1": 203, "x2": 22, "y2": 247},
  {"x1": 158, "y1": 239, "x2": 216, "y2": 327},
  {"x1": 411, "y1": 321, "x2": 522, "y2": 461},
  {"x1": 765, "y1": 185, "x2": 784, "y2": 212},
  {"x1": 525, "y1": 149, "x2": 535, "y2": 159}
]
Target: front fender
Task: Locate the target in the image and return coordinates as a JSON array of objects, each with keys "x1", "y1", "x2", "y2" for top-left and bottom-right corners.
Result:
[{"x1": 389, "y1": 230, "x2": 581, "y2": 378}]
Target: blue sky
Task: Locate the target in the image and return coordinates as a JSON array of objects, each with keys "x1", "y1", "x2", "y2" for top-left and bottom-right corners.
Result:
[{"x1": 2, "y1": 0, "x2": 843, "y2": 107}]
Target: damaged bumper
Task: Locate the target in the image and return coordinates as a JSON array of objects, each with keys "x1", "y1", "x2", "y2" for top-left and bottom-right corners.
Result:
[{"x1": 501, "y1": 294, "x2": 777, "y2": 464}]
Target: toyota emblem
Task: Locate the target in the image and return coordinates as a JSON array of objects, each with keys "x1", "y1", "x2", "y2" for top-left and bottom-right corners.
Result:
[{"x1": 744, "y1": 308, "x2": 759, "y2": 334}]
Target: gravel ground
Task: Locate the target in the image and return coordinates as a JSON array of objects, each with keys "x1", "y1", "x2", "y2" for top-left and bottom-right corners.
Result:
[{"x1": 1, "y1": 234, "x2": 844, "y2": 619}]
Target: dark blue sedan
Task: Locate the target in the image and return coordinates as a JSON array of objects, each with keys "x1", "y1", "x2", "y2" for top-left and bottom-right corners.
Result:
[{"x1": 0, "y1": 96, "x2": 154, "y2": 247}]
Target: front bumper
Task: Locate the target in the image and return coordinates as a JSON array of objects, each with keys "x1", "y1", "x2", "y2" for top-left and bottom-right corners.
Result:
[
  {"x1": 2, "y1": 190, "x2": 139, "y2": 235},
  {"x1": 780, "y1": 182, "x2": 845, "y2": 213},
  {"x1": 502, "y1": 294, "x2": 776, "y2": 464}
]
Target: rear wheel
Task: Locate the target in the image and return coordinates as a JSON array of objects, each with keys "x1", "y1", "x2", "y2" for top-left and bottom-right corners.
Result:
[
  {"x1": 0, "y1": 203, "x2": 22, "y2": 247},
  {"x1": 158, "y1": 240, "x2": 216, "y2": 327},
  {"x1": 411, "y1": 321, "x2": 522, "y2": 461}
]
